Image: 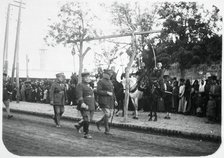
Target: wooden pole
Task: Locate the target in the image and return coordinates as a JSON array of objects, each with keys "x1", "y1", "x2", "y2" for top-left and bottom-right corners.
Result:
[
  {"x1": 26, "y1": 54, "x2": 29, "y2": 80},
  {"x1": 10, "y1": 3, "x2": 25, "y2": 85},
  {"x1": 3, "y1": 4, "x2": 10, "y2": 75},
  {"x1": 123, "y1": 33, "x2": 137, "y2": 122},
  {"x1": 68, "y1": 30, "x2": 161, "y2": 43},
  {"x1": 14, "y1": 0, "x2": 23, "y2": 103}
]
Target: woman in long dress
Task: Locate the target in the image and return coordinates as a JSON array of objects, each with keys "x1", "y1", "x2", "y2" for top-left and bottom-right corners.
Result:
[{"x1": 178, "y1": 79, "x2": 185, "y2": 113}]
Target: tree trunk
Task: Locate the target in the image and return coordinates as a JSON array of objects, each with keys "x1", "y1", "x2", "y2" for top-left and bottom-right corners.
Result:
[
  {"x1": 78, "y1": 41, "x2": 84, "y2": 83},
  {"x1": 180, "y1": 68, "x2": 185, "y2": 79},
  {"x1": 123, "y1": 34, "x2": 137, "y2": 122},
  {"x1": 72, "y1": 54, "x2": 76, "y2": 73}
]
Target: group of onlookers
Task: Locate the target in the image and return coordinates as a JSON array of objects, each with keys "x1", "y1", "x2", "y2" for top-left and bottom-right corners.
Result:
[
  {"x1": 4, "y1": 71, "x2": 221, "y2": 124},
  {"x1": 170, "y1": 75, "x2": 221, "y2": 123},
  {"x1": 5, "y1": 79, "x2": 53, "y2": 104}
]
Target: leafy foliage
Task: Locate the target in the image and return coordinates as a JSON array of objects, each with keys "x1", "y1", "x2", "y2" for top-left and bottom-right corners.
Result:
[
  {"x1": 44, "y1": 1, "x2": 98, "y2": 47},
  {"x1": 153, "y1": 2, "x2": 222, "y2": 72}
]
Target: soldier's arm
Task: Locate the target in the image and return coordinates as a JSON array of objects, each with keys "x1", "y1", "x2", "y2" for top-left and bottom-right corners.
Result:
[
  {"x1": 64, "y1": 84, "x2": 68, "y2": 102},
  {"x1": 49, "y1": 83, "x2": 55, "y2": 103},
  {"x1": 75, "y1": 84, "x2": 84, "y2": 105}
]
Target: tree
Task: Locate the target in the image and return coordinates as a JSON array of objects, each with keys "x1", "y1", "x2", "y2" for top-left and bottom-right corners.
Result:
[
  {"x1": 44, "y1": 2, "x2": 99, "y2": 82},
  {"x1": 154, "y1": 2, "x2": 222, "y2": 77},
  {"x1": 94, "y1": 43, "x2": 125, "y2": 69},
  {"x1": 109, "y1": 1, "x2": 159, "y2": 121}
]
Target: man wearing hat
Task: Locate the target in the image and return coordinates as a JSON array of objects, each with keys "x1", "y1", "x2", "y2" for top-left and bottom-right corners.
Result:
[
  {"x1": 49, "y1": 72, "x2": 67, "y2": 127},
  {"x1": 162, "y1": 75, "x2": 173, "y2": 119},
  {"x1": 96, "y1": 70, "x2": 117, "y2": 135},
  {"x1": 2, "y1": 73, "x2": 13, "y2": 119},
  {"x1": 75, "y1": 72, "x2": 95, "y2": 139}
]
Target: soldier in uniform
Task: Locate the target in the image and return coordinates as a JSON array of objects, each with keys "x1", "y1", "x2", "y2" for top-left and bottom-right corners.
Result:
[
  {"x1": 2, "y1": 73, "x2": 13, "y2": 119},
  {"x1": 96, "y1": 70, "x2": 117, "y2": 135},
  {"x1": 50, "y1": 73, "x2": 67, "y2": 127},
  {"x1": 74, "y1": 72, "x2": 95, "y2": 139}
]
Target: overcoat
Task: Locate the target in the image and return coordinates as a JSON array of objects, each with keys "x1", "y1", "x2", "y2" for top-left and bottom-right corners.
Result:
[
  {"x1": 97, "y1": 77, "x2": 115, "y2": 109},
  {"x1": 50, "y1": 80, "x2": 67, "y2": 106},
  {"x1": 75, "y1": 82, "x2": 95, "y2": 111}
]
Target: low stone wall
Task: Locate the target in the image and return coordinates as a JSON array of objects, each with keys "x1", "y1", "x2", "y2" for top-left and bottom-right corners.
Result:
[{"x1": 168, "y1": 63, "x2": 221, "y2": 81}]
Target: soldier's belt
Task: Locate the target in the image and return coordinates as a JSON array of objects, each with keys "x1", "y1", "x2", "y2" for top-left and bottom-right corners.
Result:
[{"x1": 84, "y1": 95, "x2": 93, "y2": 98}]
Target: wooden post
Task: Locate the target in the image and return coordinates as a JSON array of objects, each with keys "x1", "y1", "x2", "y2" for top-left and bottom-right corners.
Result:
[
  {"x1": 68, "y1": 30, "x2": 161, "y2": 43},
  {"x1": 3, "y1": 4, "x2": 10, "y2": 75},
  {"x1": 14, "y1": 0, "x2": 23, "y2": 103},
  {"x1": 123, "y1": 33, "x2": 137, "y2": 122},
  {"x1": 26, "y1": 54, "x2": 29, "y2": 80}
]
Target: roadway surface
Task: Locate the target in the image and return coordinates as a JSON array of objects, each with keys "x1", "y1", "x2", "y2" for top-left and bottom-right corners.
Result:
[{"x1": 2, "y1": 112, "x2": 221, "y2": 156}]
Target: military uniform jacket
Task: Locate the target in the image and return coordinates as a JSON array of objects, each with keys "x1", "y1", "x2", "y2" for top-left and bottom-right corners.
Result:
[
  {"x1": 75, "y1": 82, "x2": 95, "y2": 111},
  {"x1": 50, "y1": 80, "x2": 67, "y2": 106},
  {"x1": 97, "y1": 78, "x2": 115, "y2": 109}
]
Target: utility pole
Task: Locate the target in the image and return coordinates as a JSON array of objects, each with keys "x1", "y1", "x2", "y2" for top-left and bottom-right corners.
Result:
[
  {"x1": 10, "y1": 2, "x2": 25, "y2": 85},
  {"x1": 2, "y1": 4, "x2": 10, "y2": 76},
  {"x1": 26, "y1": 54, "x2": 29, "y2": 80},
  {"x1": 13, "y1": 0, "x2": 25, "y2": 103}
]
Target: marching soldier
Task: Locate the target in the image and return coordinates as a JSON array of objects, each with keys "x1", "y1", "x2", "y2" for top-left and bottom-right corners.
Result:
[
  {"x1": 75, "y1": 72, "x2": 95, "y2": 139},
  {"x1": 50, "y1": 73, "x2": 67, "y2": 127},
  {"x1": 2, "y1": 73, "x2": 13, "y2": 119},
  {"x1": 96, "y1": 70, "x2": 117, "y2": 135}
]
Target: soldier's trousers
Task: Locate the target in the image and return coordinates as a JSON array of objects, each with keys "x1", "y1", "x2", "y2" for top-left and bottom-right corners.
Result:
[
  {"x1": 97, "y1": 108, "x2": 112, "y2": 132},
  {"x1": 80, "y1": 110, "x2": 94, "y2": 134},
  {"x1": 53, "y1": 105, "x2": 64, "y2": 125}
]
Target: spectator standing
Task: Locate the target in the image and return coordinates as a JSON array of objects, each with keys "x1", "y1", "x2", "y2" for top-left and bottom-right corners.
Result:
[
  {"x1": 2, "y1": 73, "x2": 13, "y2": 119},
  {"x1": 163, "y1": 75, "x2": 173, "y2": 119},
  {"x1": 204, "y1": 78, "x2": 212, "y2": 116},
  {"x1": 207, "y1": 76, "x2": 221, "y2": 123},
  {"x1": 195, "y1": 92, "x2": 204, "y2": 117},
  {"x1": 178, "y1": 79, "x2": 185, "y2": 113},
  {"x1": 184, "y1": 79, "x2": 191, "y2": 114},
  {"x1": 189, "y1": 80, "x2": 199, "y2": 115},
  {"x1": 172, "y1": 80, "x2": 179, "y2": 113}
]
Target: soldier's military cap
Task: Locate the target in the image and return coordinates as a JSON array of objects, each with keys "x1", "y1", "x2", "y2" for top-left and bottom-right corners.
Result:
[
  {"x1": 103, "y1": 69, "x2": 111, "y2": 76},
  {"x1": 56, "y1": 72, "x2": 65, "y2": 77},
  {"x1": 81, "y1": 72, "x2": 90, "y2": 77}
]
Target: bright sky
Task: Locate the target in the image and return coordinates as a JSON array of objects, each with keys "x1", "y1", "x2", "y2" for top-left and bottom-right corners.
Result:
[{"x1": 0, "y1": 0, "x2": 223, "y2": 78}]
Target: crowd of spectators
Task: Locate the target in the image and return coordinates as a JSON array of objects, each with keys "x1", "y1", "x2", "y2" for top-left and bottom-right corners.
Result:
[
  {"x1": 5, "y1": 79, "x2": 54, "y2": 104},
  {"x1": 4, "y1": 72, "x2": 221, "y2": 124},
  {"x1": 169, "y1": 76, "x2": 221, "y2": 123}
]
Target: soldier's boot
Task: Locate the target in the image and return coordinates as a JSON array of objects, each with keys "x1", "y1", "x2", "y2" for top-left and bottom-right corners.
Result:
[
  {"x1": 74, "y1": 120, "x2": 84, "y2": 133},
  {"x1": 148, "y1": 111, "x2": 153, "y2": 121},
  {"x1": 153, "y1": 113, "x2": 157, "y2": 121},
  {"x1": 96, "y1": 116, "x2": 105, "y2": 131},
  {"x1": 55, "y1": 113, "x2": 61, "y2": 127},
  {"x1": 83, "y1": 121, "x2": 92, "y2": 139},
  {"x1": 104, "y1": 115, "x2": 111, "y2": 135}
]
